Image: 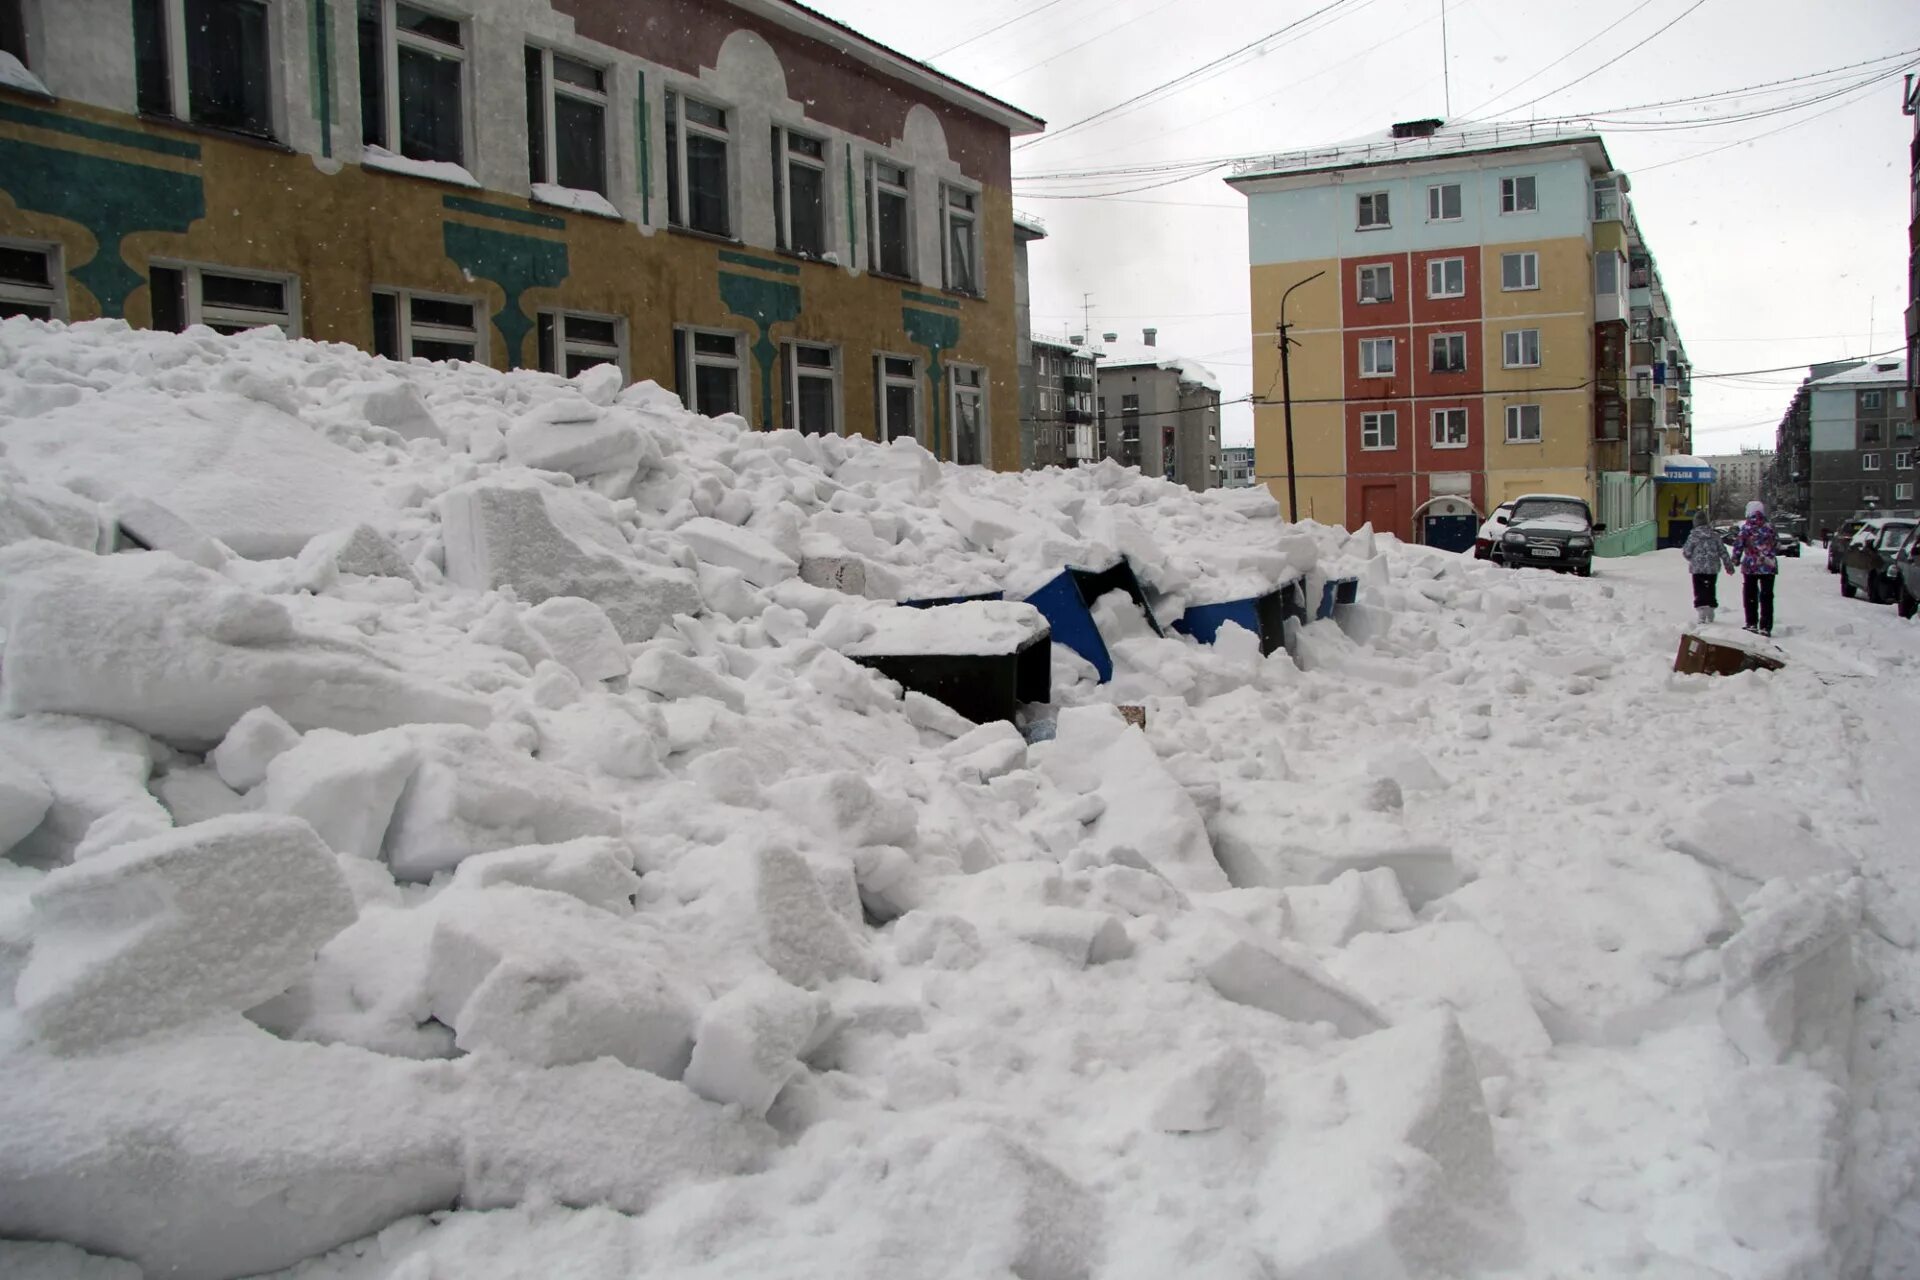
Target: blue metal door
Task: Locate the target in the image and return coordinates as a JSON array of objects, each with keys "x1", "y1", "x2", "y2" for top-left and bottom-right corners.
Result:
[{"x1": 1425, "y1": 514, "x2": 1477, "y2": 553}]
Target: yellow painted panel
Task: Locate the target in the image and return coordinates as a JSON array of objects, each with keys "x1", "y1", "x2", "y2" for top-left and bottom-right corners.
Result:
[
  {"x1": 1484, "y1": 389, "x2": 1592, "y2": 477},
  {"x1": 1485, "y1": 468, "x2": 1593, "y2": 508},
  {"x1": 1250, "y1": 259, "x2": 1343, "y2": 403},
  {"x1": 1480, "y1": 236, "x2": 1591, "y2": 319},
  {"x1": 1482, "y1": 313, "x2": 1591, "y2": 393}
]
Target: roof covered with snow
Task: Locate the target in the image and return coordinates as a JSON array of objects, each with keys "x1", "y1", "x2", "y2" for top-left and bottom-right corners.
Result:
[
  {"x1": 1093, "y1": 341, "x2": 1222, "y2": 393},
  {"x1": 1227, "y1": 122, "x2": 1610, "y2": 187},
  {"x1": 1810, "y1": 359, "x2": 1907, "y2": 388}
]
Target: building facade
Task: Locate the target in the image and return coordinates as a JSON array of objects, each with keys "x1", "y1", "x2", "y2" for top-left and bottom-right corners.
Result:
[
  {"x1": 1012, "y1": 211, "x2": 1044, "y2": 468},
  {"x1": 1699, "y1": 448, "x2": 1771, "y2": 520},
  {"x1": 1804, "y1": 360, "x2": 1913, "y2": 537},
  {"x1": 0, "y1": 0, "x2": 1042, "y2": 466},
  {"x1": 1093, "y1": 331, "x2": 1221, "y2": 492},
  {"x1": 1227, "y1": 122, "x2": 1690, "y2": 548},
  {"x1": 1905, "y1": 74, "x2": 1917, "y2": 408},
  {"x1": 1221, "y1": 445, "x2": 1255, "y2": 487},
  {"x1": 1025, "y1": 333, "x2": 1096, "y2": 469}
]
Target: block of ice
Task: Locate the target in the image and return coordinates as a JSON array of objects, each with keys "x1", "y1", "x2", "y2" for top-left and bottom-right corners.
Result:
[
  {"x1": 210, "y1": 705, "x2": 302, "y2": 792},
  {"x1": 258, "y1": 727, "x2": 421, "y2": 860},
  {"x1": 0, "y1": 714, "x2": 168, "y2": 868},
  {"x1": 676, "y1": 516, "x2": 800, "y2": 588},
  {"x1": 505, "y1": 406, "x2": 649, "y2": 479},
  {"x1": 524, "y1": 595, "x2": 629, "y2": 684},
  {"x1": 765, "y1": 770, "x2": 917, "y2": 848},
  {"x1": 683, "y1": 974, "x2": 828, "y2": 1117}
]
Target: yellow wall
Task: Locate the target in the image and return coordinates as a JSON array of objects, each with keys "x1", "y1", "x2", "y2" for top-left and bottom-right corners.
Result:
[
  {"x1": 1483, "y1": 390, "x2": 1592, "y2": 504},
  {"x1": 1478, "y1": 236, "x2": 1591, "y2": 321},
  {"x1": 1249, "y1": 259, "x2": 1343, "y2": 522}
]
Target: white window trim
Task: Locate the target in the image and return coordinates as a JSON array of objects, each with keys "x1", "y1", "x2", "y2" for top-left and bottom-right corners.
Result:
[
  {"x1": 1357, "y1": 263, "x2": 1392, "y2": 304},
  {"x1": 1505, "y1": 403, "x2": 1543, "y2": 444},
  {"x1": 140, "y1": 0, "x2": 280, "y2": 136},
  {"x1": 527, "y1": 45, "x2": 609, "y2": 195},
  {"x1": 678, "y1": 325, "x2": 744, "y2": 415},
  {"x1": 1896, "y1": 482, "x2": 1915, "y2": 501},
  {"x1": 1429, "y1": 332, "x2": 1465, "y2": 374},
  {"x1": 1360, "y1": 410, "x2": 1397, "y2": 451},
  {"x1": 375, "y1": 286, "x2": 486, "y2": 363},
  {"x1": 1501, "y1": 251, "x2": 1540, "y2": 292},
  {"x1": 0, "y1": 238, "x2": 65, "y2": 320},
  {"x1": 1863, "y1": 391, "x2": 1884, "y2": 409},
  {"x1": 773, "y1": 124, "x2": 830, "y2": 259},
  {"x1": 1503, "y1": 328, "x2": 1541, "y2": 369},
  {"x1": 1356, "y1": 190, "x2": 1390, "y2": 230},
  {"x1": 866, "y1": 154, "x2": 914, "y2": 279},
  {"x1": 784, "y1": 339, "x2": 841, "y2": 436},
  {"x1": 1426, "y1": 256, "x2": 1466, "y2": 300},
  {"x1": 370, "y1": 0, "x2": 471, "y2": 166},
  {"x1": 1499, "y1": 174, "x2": 1538, "y2": 215},
  {"x1": 544, "y1": 309, "x2": 627, "y2": 379},
  {"x1": 939, "y1": 181, "x2": 982, "y2": 297},
  {"x1": 947, "y1": 361, "x2": 987, "y2": 464},
  {"x1": 1862, "y1": 453, "x2": 1882, "y2": 472},
  {"x1": 666, "y1": 88, "x2": 735, "y2": 238},
  {"x1": 1426, "y1": 182, "x2": 1461, "y2": 222},
  {"x1": 153, "y1": 259, "x2": 301, "y2": 336},
  {"x1": 876, "y1": 351, "x2": 921, "y2": 443},
  {"x1": 1897, "y1": 450, "x2": 1913, "y2": 470},
  {"x1": 1359, "y1": 336, "x2": 1395, "y2": 378},
  {"x1": 1430, "y1": 407, "x2": 1469, "y2": 449}
]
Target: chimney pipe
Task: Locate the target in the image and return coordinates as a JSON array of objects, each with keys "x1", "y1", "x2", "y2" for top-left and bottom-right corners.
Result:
[
  {"x1": 1102, "y1": 332, "x2": 1118, "y2": 343},
  {"x1": 1069, "y1": 334, "x2": 1084, "y2": 346},
  {"x1": 1142, "y1": 327, "x2": 1157, "y2": 347}
]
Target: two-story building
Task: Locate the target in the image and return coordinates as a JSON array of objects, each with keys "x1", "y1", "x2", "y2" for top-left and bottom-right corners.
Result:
[{"x1": 0, "y1": 0, "x2": 1042, "y2": 466}]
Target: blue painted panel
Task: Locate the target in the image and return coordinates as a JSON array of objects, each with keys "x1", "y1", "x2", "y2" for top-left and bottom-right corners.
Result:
[
  {"x1": 1424, "y1": 513, "x2": 1478, "y2": 553},
  {"x1": 1023, "y1": 571, "x2": 1114, "y2": 683},
  {"x1": 1173, "y1": 598, "x2": 1263, "y2": 645},
  {"x1": 901, "y1": 590, "x2": 1004, "y2": 609}
]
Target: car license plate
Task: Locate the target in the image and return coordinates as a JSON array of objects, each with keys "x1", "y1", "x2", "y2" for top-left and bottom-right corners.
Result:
[{"x1": 1533, "y1": 545, "x2": 1559, "y2": 558}]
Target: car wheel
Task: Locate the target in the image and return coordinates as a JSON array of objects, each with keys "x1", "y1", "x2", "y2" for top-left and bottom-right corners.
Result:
[
  {"x1": 1841, "y1": 572, "x2": 1856, "y2": 598},
  {"x1": 1576, "y1": 564, "x2": 1592, "y2": 578},
  {"x1": 1900, "y1": 584, "x2": 1918, "y2": 620}
]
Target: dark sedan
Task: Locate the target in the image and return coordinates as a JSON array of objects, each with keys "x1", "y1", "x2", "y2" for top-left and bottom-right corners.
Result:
[
  {"x1": 1841, "y1": 519, "x2": 1917, "y2": 604},
  {"x1": 1498, "y1": 494, "x2": 1600, "y2": 577},
  {"x1": 1898, "y1": 533, "x2": 1920, "y2": 619}
]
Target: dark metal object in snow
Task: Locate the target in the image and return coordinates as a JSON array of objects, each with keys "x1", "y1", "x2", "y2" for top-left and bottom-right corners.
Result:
[
  {"x1": 851, "y1": 631, "x2": 1052, "y2": 725},
  {"x1": 1673, "y1": 634, "x2": 1785, "y2": 676}
]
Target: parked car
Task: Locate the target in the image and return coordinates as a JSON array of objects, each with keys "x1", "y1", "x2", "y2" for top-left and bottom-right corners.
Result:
[
  {"x1": 1827, "y1": 517, "x2": 1871, "y2": 573},
  {"x1": 1474, "y1": 502, "x2": 1515, "y2": 562},
  {"x1": 1898, "y1": 532, "x2": 1920, "y2": 619},
  {"x1": 1840, "y1": 518, "x2": 1917, "y2": 603},
  {"x1": 1498, "y1": 494, "x2": 1601, "y2": 577}
]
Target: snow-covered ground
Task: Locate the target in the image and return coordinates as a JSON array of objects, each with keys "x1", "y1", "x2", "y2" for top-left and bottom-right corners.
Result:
[{"x1": 1, "y1": 320, "x2": 1918, "y2": 1279}]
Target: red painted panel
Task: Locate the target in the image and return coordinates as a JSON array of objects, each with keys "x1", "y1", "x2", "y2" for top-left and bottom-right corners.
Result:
[
  {"x1": 1412, "y1": 397, "x2": 1483, "y2": 478},
  {"x1": 1409, "y1": 321, "x2": 1482, "y2": 400},
  {"x1": 1343, "y1": 324, "x2": 1415, "y2": 408},
  {"x1": 1409, "y1": 246, "x2": 1482, "y2": 325},
  {"x1": 1346, "y1": 399, "x2": 1413, "y2": 477},
  {"x1": 1349, "y1": 476, "x2": 1413, "y2": 540},
  {"x1": 1339, "y1": 252, "x2": 1411, "y2": 327}
]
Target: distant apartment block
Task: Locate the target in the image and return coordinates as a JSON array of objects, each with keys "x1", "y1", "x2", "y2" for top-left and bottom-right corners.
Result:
[
  {"x1": 1699, "y1": 447, "x2": 1770, "y2": 516},
  {"x1": 1093, "y1": 329, "x2": 1222, "y2": 491},
  {"x1": 1904, "y1": 76, "x2": 1917, "y2": 406},
  {"x1": 1774, "y1": 359, "x2": 1913, "y2": 537},
  {"x1": 1227, "y1": 121, "x2": 1691, "y2": 550},
  {"x1": 1027, "y1": 334, "x2": 1097, "y2": 469},
  {"x1": 1221, "y1": 445, "x2": 1256, "y2": 487}
]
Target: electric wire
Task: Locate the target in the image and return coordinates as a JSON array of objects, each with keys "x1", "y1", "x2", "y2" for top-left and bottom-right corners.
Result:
[{"x1": 929, "y1": 0, "x2": 1074, "y2": 59}]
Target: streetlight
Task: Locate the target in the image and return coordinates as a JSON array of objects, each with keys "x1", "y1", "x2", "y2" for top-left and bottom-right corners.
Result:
[{"x1": 1276, "y1": 269, "x2": 1326, "y2": 523}]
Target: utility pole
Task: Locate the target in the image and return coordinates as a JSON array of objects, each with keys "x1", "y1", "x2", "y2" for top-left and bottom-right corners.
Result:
[
  {"x1": 1440, "y1": 0, "x2": 1451, "y2": 117},
  {"x1": 1277, "y1": 269, "x2": 1325, "y2": 523},
  {"x1": 1081, "y1": 293, "x2": 1092, "y2": 342}
]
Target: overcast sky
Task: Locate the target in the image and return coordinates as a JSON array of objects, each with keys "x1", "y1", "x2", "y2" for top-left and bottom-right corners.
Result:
[{"x1": 812, "y1": 0, "x2": 1920, "y2": 455}]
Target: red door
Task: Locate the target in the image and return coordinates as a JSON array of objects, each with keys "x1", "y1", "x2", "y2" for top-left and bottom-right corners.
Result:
[{"x1": 1359, "y1": 483, "x2": 1401, "y2": 537}]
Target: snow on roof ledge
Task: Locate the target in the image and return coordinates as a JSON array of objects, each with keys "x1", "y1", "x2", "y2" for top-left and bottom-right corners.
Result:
[
  {"x1": 1227, "y1": 122, "x2": 1609, "y2": 185},
  {"x1": 1095, "y1": 341, "x2": 1221, "y2": 393},
  {"x1": 1810, "y1": 358, "x2": 1907, "y2": 387}
]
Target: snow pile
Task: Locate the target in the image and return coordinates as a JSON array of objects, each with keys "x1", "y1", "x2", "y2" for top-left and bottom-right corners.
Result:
[{"x1": 0, "y1": 319, "x2": 1904, "y2": 1279}]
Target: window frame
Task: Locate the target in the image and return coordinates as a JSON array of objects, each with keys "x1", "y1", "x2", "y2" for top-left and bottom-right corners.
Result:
[
  {"x1": 782, "y1": 338, "x2": 841, "y2": 436},
  {"x1": 525, "y1": 44, "x2": 610, "y2": 196},
  {"x1": 361, "y1": 0, "x2": 471, "y2": 167},
  {"x1": 1502, "y1": 328, "x2": 1541, "y2": 369},
  {"x1": 1431, "y1": 406, "x2": 1468, "y2": 448},
  {"x1": 0, "y1": 238, "x2": 64, "y2": 320},
  {"x1": 1499, "y1": 174, "x2": 1538, "y2": 214},
  {"x1": 1359, "y1": 410, "x2": 1397, "y2": 451},
  {"x1": 674, "y1": 324, "x2": 742, "y2": 416},
  {"x1": 1429, "y1": 331, "x2": 1465, "y2": 374},
  {"x1": 538, "y1": 308, "x2": 626, "y2": 381},
  {"x1": 939, "y1": 181, "x2": 981, "y2": 297},
  {"x1": 1426, "y1": 255, "x2": 1465, "y2": 299},
  {"x1": 1358, "y1": 336, "x2": 1395, "y2": 378},
  {"x1": 866, "y1": 155, "x2": 913, "y2": 280},
  {"x1": 948, "y1": 360, "x2": 987, "y2": 465},
  {"x1": 876, "y1": 351, "x2": 921, "y2": 444},
  {"x1": 133, "y1": 0, "x2": 277, "y2": 139},
  {"x1": 1863, "y1": 390, "x2": 1884, "y2": 410},
  {"x1": 1897, "y1": 450, "x2": 1913, "y2": 470},
  {"x1": 1504, "y1": 402, "x2": 1543, "y2": 444},
  {"x1": 665, "y1": 88, "x2": 735, "y2": 239},
  {"x1": 148, "y1": 259, "x2": 301, "y2": 336},
  {"x1": 1862, "y1": 452, "x2": 1882, "y2": 472},
  {"x1": 772, "y1": 124, "x2": 830, "y2": 260},
  {"x1": 1356, "y1": 262, "x2": 1393, "y2": 304},
  {"x1": 371, "y1": 286, "x2": 486, "y2": 364},
  {"x1": 1356, "y1": 190, "x2": 1390, "y2": 230},
  {"x1": 1896, "y1": 482, "x2": 1915, "y2": 502},
  {"x1": 1426, "y1": 182, "x2": 1461, "y2": 222},
  {"x1": 1500, "y1": 251, "x2": 1540, "y2": 292}
]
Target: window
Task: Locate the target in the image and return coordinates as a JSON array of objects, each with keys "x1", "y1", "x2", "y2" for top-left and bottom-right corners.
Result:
[
  {"x1": 1897, "y1": 421, "x2": 1914, "y2": 439},
  {"x1": 778, "y1": 341, "x2": 838, "y2": 436},
  {"x1": 1357, "y1": 263, "x2": 1392, "y2": 304},
  {"x1": 877, "y1": 354, "x2": 919, "y2": 443},
  {"x1": 1594, "y1": 252, "x2": 1619, "y2": 295},
  {"x1": 540, "y1": 311, "x2": 624, "y2": 379},
  {"x1": 1360, "y1": 411, "x2": 1397, "y2": 450},
  {"x1": 1500, "y1": 252, "x2": 1539, "y2": 291},
  {"x1": 1896, "y1": 483, "x2": 1915, "y2": 502},
  {"x1": 666, "y1": 92, "x2": 731, "y2": 238},
  {"x1": 867, "y1": 159, "x2": 912, "y2": 279},
  {"x1": 1500, "y1": 175, "x2": 1537, "y2": 213},
  {"x1": 1863, "y1": 422, "x2": 1884, "y2": 446},
  {"x1": 1898, "y1": 451, "x2": 1914, "y2": 470},
  {"x1": 1426, "y1": 256, "x2": 1465, "y2": 299},
  {"x1": 1, "y1": 0, "x2": 27, "y2": 69},
  {"x1": 1429, "y1": 332, "x2": 1465, "y2": 374},
  {"x1": 1357, "y1": 191, "x2": 1390, "y2": 228},
  {"x1": 133, "y1": 0, "x2": 272, "y2": 137},
  {"x1": 1505, "y1": 403, "x2": 1542, "y2": 443},
  {"x1": 525, "y1": 47, "x2": 608, "y2": 195},
  {"x1": 0, "y1": 242, "x2": 61, "y2": 320},
  {"x1": 674, "y1": 328, "x2": 742, "y2": 417},
  {"x1": 1863, "y1": 390, "x2": 1883, "y2": 410},
  {"x1": 148, "y1": 263, "x2": 298, "y2": 335},
  {"x1": 1427, "y1": 183, "x2": 1461, "y2": 221},
  {"x1": 1862, "y1": 453, "x2": 1882, "y2": 472},
  {"x1": 941, "y1": 185, "x2": 979, "y2": 295},
  {"x1": 360, "y1": 1, "x2": 467, "y2": 166},
  {"x1": 1359, "y1": 337, "x2": 1395, "y2": 377},
  {"x1": 1432, "y1": 407, "x2": 1468, "y2": 447},
  {"x1": 371, "y1": 289, "x2": 483, "y2": 363},
  {"x1": 950, "y1": 364, "x2": 986, "y2": 465},
  {"x1": 772, "y1": 128, "x2": 828, "y2": 258},
  {"x1": 1862, "y1": 484, "x2": 1883, "y2": 503},
  {"x1": 1502, "y1": 329, "x2": 1540, "y2": 369}
]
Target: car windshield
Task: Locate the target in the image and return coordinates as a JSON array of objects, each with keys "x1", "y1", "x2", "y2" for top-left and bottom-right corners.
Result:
[
  {"x1": 1511, "y1": 499, "x2": 1588, "y2": 524},
  {"x1": 1880, "y1": 523, "x2": 1916, "y2": 550}
]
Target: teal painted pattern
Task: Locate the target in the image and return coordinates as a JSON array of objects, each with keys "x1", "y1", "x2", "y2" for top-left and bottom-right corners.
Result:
[
  {"x1": 0, "y1": 136, "x2": 204, "y2": 316},
  {"x1": 0, "y1": 100, "x2": 200, "y2": 160},
  {"x1": 635, "y1": 73, "x2": 649, "y2": 225},
  {"x1": 719, "y1": 271, "x2": 802, "y2": 428},
  {"x1": 309, "y1": 0, "x2": 333, "y2": 159},
  {"x1": 903, "y1": 306, "x2": 961, "y2": 457},
  {"x1": 718, "y1": 248, "x2": 799, "y2": 277},
  {"x1": 442, "y1": 193, "x2": 566, "y2": 231},
  {"x1": 902, "y1": 289, "x2": 960, "y2": 311},
  {"x1": 442, "y1": 222, "x2": 570, "y2": 367}
]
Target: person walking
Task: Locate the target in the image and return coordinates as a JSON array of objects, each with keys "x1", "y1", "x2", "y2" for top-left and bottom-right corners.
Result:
[
  {"x1": 1681, "y1": 508, "x2": 1734, "y2": 624},
  {"x1": 1728, "y1": 500, "x2": 1780, "y2": 636}
]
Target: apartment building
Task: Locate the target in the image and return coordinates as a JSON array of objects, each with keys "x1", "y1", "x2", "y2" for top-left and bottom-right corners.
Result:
[
  {"x1": 0, "y1": 0, "x2": 1042, "y2": 466},
  {"x1": 1221, "y1": 445, "x2": 1255, "y2": 488},
  {"x1": 1093, "y1": 330, "x2": 1221, "y2": 492},
  {"x1": 1226, "y1": 120, "x2": 1690, "y2": 549},
  {"x1": 1774, "y1": 359, "x2": 1913, "y2": 538},
  {"x1": 1905, "y1": 75, "x2": 1917, "y2": 407},
  {"x1": 1026, "y1": 333, "x2": 1097, "y2": 469},
  {"x1": 1699, "y1": 447, "x2": 1770, "y2": 520}
]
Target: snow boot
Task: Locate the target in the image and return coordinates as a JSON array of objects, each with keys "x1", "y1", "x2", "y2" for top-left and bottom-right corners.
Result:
[{"x1": 1695, "y1": 606, "x2": 1711, "y2": 624}]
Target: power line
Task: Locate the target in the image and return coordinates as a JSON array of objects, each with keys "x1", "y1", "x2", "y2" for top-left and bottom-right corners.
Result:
[
  {"x1": 983, "y1": 0, "x2": 1185, "y2": 88},
  {"x1": 1477, "y1": 0, "x2": 1713, "y2": 122},
  {"x1": 930, "y1": 0, "x2": 1074, "y2": 60},
  {"x1": 1453, "y1": 0, "x2": 1664, "y2": 120}
]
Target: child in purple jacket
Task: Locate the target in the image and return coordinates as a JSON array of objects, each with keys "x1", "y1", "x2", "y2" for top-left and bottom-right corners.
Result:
[{"x1": 1729, "y1": 501, "x2": 1780, "y2": 635}]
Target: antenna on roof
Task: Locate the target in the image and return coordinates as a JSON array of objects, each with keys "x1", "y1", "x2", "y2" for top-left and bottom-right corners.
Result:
[{"x1": 1440, "y1": 0, "x2": 1451, "y2": 118}]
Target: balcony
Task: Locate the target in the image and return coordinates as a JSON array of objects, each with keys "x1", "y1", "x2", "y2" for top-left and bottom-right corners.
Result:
[
  {"x1": 1063, "y1": 408, "x2": 1094, "y2": 425},
  {"x1": 1592, "y1": 185, "x2": 1623, "y2": 222}
]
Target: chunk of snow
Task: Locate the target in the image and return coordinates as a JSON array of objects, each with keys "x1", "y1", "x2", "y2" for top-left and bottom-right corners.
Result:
[
  {"x1": 15, "y1": 814, "x2": 357, "y2": 1052},
  {"x1": 523, "y1": 595, "x2": 629, "y2": 684},
  {"x1": 629, "y1": 647, "x2": 747, "y2": 712},
  {"x1": 683, "y1": 974, "x2": 828, "y2": 1117},
  {"x1": 1149, "y1": 1045, "x2": 1265, "y2": 1134},
  {"x1": 677, "y1": 516, "x2": 800, "y2": 588},
  {"x1": 0, "y1": 469, "x2": 105, "y2": 551},
  {"x1": 258, "y1": 727, "x2": 421, "y2": 860},
  {"x1": 0, "y1": 714, "x2": 168, "y2": 868},
  {"x1": 298, "y1": 523, "x2": 417, "y2": 582},
  {"x1": 210, "y1": 705, "x2": 302, "y2": 792},
  {"x1": 505, "y1": 406, "x2": 649, "y2": 479},
  {"x1": 842, "y1": 600, "x2": 1049, "y2": 658},
  {"x1": 0, "y1": 49, "x2": 50, "y2": 95},
  {"x1": 440, "y1": 478, "x2": 701, "y2": 641},
  {"x1": 111, "y1": 494, "x2": 232, "y2": 570},
  {"x1": 530, "y1": 182, "x2": 622, "y2": 218},
  {"x1": 833, "y1": 437, "x2": 941, "y2": 491},
  {"x1": 362, "y1": 144, "x2": 479, "y2": 187},
  {"x1": 0, "y1": 542, "x2": 490, "y2": 750},
  {"x1": 1664, "y1": 794, "x2": 1855, "y2": 891},
  {"x1": 467, "y1": 598, "x2": 556, "y2": 669},
  {"x1": 448, "y1": 836, "x2": 640, "y2": 913},
  {"x1": 1279, "y1": 867, "x2": 1414, "y2": 947},
  {"x1": 1193, "y1": 921, "x2": 1386, "y2": 1038},
  {"x1": 890, "y1": 1130, "x2": 1103, "y2": 1280},
  {"x1": 150, "y1": 766, "x2": 248, "y2": 826},
  {"x1": 0, "y1": 1240, "x2": 141, "y2": 1280},
  {"x1": 0, "y1": 746, "x2": 53, "y2": 859},
  {"x1": 892, "y1": 911, "x2": 985, "y2": 969},
  {"x1": 750, "y1": 843, "x2": 873, "y2": 987},
  {"x1": 765, "y1": 771, "x2": 917, "y2": 848},
  {"x1": 572, "y1": 361, "x2": 625, "y2": 407},
  {"x1": 1718, "y1": 878, "x2": 1860, "y2": 1071},
  {"x1": 1006, "y1": 905, "x2": 1133, "y2": 966}
]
